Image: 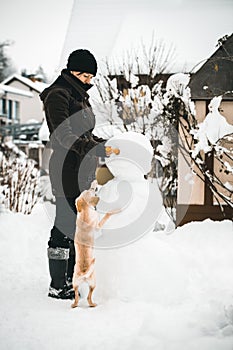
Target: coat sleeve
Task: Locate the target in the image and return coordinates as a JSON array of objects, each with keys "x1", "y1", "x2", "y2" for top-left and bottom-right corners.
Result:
[
  {"x1": 45, "y1": 88, "x2": 98, "y2": 155},
  {"x1": 91, "y1": 134, "x2": 107, "y2": 157}
]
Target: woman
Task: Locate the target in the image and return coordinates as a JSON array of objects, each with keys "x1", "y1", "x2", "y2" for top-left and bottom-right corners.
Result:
[{"x1": 40, "y1": 49, "x2": 105, "y2": 299}]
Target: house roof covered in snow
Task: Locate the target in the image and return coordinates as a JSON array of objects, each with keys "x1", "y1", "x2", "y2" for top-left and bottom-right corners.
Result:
[
  {"x1": 189, "y1": 33, "x2": 233, "y2": 100},
  {"x1": 0, "y1": 83, "x2": 33, "y2": 97},
  {"x1": 1, "y1": 74, "x2": 48, "y2": 93}
]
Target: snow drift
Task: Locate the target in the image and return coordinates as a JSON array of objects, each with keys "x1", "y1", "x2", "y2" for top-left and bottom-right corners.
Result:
[{"x1": 0, "y1": 202, "x2": 233, "y2": 350}]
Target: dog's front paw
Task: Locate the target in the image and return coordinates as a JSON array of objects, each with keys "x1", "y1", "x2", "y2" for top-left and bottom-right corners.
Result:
[{"x1": 108, "y1": 208, "x2": 122, "y2": 215}]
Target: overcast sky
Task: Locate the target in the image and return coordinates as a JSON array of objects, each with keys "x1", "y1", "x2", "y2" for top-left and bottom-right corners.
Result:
[{"x1": 0, "y1": 0, "x2": 232, "y2": 81}]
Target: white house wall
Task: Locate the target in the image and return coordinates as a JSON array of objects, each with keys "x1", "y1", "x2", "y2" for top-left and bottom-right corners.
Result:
[
  {"x1": 194, "y1": 101, "x2": 206, "y2": 123},
  {"x1": 6, "y1": 80, "x2": 44, "y2": 124},
  {"x1": 220, "y1": 101, "x2": 233, "y2": 124},
  {"x1": 195, "y1": 100, "x2": 233, "y2": 124}
]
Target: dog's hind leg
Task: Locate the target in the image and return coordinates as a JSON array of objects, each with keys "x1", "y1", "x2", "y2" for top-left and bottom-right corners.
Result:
[
  {"x1": 71, "y1": 285, "x2": 79, "y2": 308},
  {"x1": 87, "y1": 275, "x2": 97, "y2": 307}
]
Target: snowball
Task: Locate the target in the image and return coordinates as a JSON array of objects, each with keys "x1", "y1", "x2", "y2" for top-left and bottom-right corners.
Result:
[{"x1": 105, "y1": 131, "x2": 154, "y2": 176}]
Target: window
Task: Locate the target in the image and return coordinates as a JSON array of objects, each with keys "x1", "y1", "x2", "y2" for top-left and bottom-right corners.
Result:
[
  {"x1": 2, "y1": 98, "x2": 7, "y2": 115},
  {"x1": 15, "y1": 101, "x2": 20, "y2": 122},
  {"x1": 8, "y1": 100, "x2": 12, "y2": 120},
  {"x1": 0, "y1": 99, "x2": 20, "y2": 122}
]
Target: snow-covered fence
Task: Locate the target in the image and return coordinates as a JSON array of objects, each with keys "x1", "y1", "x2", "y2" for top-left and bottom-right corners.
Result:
[
  {"x1": 0, "y1": 122, "x2": 42, "y2": 140},
  {"x1": 0, "y1": 140, "x2": 40, "y2": 214}
]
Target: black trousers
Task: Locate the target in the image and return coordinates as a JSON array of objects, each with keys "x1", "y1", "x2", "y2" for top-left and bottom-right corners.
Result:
[
  {"x1": 48, "y1": 197, "x2": 77, "y2": 245},
  {"x1": 48, "y1": 196, "x2": 78, "y2": 280}
]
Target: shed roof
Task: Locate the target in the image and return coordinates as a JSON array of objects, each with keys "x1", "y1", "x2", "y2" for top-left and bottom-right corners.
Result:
[{"x1": 189, "y1": 34, "x2": 233, "y2": 100}]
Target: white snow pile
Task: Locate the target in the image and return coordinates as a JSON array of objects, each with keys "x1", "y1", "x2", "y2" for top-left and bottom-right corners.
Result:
[
  {"x1": 163, "y1": 73, "x2": 196, "y2": 115},
  {"x1": 191, "y1": 96, "x2": 233, "y2": 158},
  {"x1": 38, "y1": 118, "x2": 50, "y2": 142},
  {"x1": 0, "y1": 202, "x2": 233, "y2": 350},
  {"x1": 123, "y1": 71, "x2": 139, "y2": 88}
]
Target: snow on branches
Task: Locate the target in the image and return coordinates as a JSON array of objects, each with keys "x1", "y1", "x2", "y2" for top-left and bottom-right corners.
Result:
[
  {"x1": 179, "y1": 93, "x2": 233, "y2": 210},
  {"x1": 190, "y1": 96, "x2": 233, "y2": 157},
  {"x1": 93, "y1": 69, "x2": 233, "y2": 220},
  {"x1": 0, "y1": 139, "x2": 40, "y2": 214}
]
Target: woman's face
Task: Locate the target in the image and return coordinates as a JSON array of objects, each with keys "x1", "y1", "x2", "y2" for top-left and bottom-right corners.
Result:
[{"x1": 71, "y1": 71, "x2": 94, "y2": 84}]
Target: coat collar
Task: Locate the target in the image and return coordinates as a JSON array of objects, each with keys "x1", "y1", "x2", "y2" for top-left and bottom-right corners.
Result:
[{"x1": 61, "y1": 69, "x2": 93, "y2": 100}]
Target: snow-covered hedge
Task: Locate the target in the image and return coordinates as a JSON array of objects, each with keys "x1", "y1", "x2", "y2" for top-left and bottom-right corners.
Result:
[{"x1": 0, "y1": 139, "x2": 40, "y2": 214}]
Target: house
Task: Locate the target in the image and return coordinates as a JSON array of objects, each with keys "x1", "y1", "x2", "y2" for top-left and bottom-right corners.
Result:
[
  {"x1": 0, "y1": 75, "x2": 49, "y2": 169},
  {"x1": 176, "y1": 34, "x2": 233, "y2": 226},
  {"x1": 1, "y1": 74, "x2": 48, "y2": 124},
  {"x1": 0, "y1": 83, "x2": 33, "y2": 125}
]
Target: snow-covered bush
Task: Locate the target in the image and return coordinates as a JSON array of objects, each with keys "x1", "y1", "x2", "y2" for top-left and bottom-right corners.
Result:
[
  {"x1": 0, "y1": 139, "x2": 40, "y2": 214},
  {"x1": 93, "y1": 73, "x2": 184, "y2": 222}
]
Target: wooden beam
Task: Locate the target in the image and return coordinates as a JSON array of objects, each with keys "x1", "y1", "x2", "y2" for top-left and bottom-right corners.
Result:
[{"x1": 176, "y1": 204, "x2": 233, "y2": 227}]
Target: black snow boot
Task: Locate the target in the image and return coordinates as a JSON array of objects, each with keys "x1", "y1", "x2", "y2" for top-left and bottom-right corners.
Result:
[
  {"x1": 48, "y1": 247, "x2": 75, "y2": 300},
  {"x1": 66, "y1": 241, "x2": 75, "y2": 288}
]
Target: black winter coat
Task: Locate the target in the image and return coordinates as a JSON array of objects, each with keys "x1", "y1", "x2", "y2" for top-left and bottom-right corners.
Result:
[{"x1": 40, "y1": 69, "x2": 105, "y2": 197}]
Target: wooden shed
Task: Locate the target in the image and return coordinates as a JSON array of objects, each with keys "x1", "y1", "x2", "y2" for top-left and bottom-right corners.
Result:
[{"x1": 176, "y1": 34, "x2": 233, "y2": 226}]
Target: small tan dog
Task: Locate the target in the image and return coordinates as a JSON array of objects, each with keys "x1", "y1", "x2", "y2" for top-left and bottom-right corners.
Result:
[{"x1": 72, "y1": 181, "x2": 117, "y2": 308}]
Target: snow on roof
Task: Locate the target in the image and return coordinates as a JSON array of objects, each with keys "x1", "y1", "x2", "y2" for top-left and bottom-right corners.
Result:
[
  {"x1": 189, "y1": 33, "x2": 233, "y2": 99},
  {"x1": 1, "y1": 74, "x2": 49, "y2": 93},
  {"x1": 0, "y1": 83, "x2": 33, "y2": 97}
]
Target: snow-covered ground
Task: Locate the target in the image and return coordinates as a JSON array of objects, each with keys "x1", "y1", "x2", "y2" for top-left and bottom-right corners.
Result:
[{"x1": 0, "y1": 202, "x2": 233, "y2": 350}]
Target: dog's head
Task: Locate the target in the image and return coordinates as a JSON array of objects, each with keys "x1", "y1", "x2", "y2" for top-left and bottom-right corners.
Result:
[{"x1": 76, "y1": 188, "x2": 100, "y2": 213}]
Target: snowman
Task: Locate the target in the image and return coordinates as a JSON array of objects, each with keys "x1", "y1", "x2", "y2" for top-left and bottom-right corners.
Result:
[{"x1": 95, "y1": 131, "x2": 163, "y2": 249}]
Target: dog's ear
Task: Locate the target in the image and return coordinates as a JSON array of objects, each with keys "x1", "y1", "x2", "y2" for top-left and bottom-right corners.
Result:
[{"x1": 76, "y1": 198, "x2": 84, "y2": 212}]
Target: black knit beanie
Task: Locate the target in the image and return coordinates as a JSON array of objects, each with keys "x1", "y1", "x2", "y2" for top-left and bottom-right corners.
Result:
[{"x1": 67, "y1": 49, "x2": 97, "y2": 76}]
